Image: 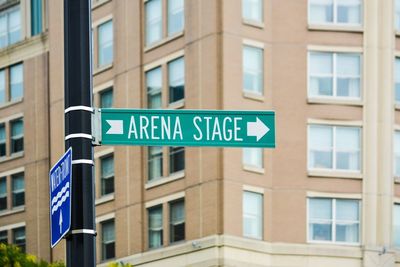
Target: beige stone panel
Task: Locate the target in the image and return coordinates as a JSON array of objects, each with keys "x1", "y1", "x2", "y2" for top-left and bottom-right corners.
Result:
[
  {"x1": 395, "y1": 111, "x2": 400, "y2": 125},
  {"x1": 122, "y1": 0, "x2": 142, "y2": 72},
  {"x1": 185, "y1": 186, "x2": 201, "y2": 240},
  {"x1": 91, "y1": 0, "x2": 114, "y2": 22},
  {"x1": 115, "y1": 208, "x2": 129, "y2": 259},
  {"x1": 223, "y1": 181, "x2": 242, "y2": 237},
  {"x1": 94, "y1": 68, "x2": 115, "y2": 87},
  {"x1": 96, "y1": 199, "x2": 116, "y2": 218},
  {"x1": 200, "y1": 180, "x2": 221, "y2": 237},
  {"x1": 143, "y1": 38, "x2": 185, "y2": 66},
  {"x1": 307, "y1": 178, "x2": 362, "y2": 194},
  {"x1": 396, "y1": 38, "x2": 400, "y2": 51},
  {"x1": 126, "y1": 146, "x2": 143, "y2": 205},
  {"x1": 222, "y1": 246, "x2": 272, "y2": 266},
  {"x1": 395, "y1": 184, "x2": 400, "y2": 197},
  {"x1": 145, "y1": 179, "x2": 186, "y2": 202},
  {"x1": 124, "y1": 67, "x2": 142, "y2": 109},
  {"x1": 271, "y1": 190, "x2": 306, "y2": 243},
  {"x1": 307, "y1": 104, "x2": 363, "y2": 121},
  {"x1": 128, "y1": 203, "x2": 144, "y2": 254},
  {"x1": 49, "y1": 100, "x2": 64, "y2": 164}
]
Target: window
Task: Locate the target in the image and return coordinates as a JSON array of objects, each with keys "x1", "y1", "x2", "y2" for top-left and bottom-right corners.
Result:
[
  {"x1": 146, "y1": 67, "x2": 162, "y2": 109},
  {"x1": 243, "y1": 148, "x2": 263, "y2": 169},
  {"x1": 100, "y1": 89, "x2": 113, "y2": 108},
  {"x1": 0, "y1": 177, "x2": 6, "y2": 211},
  {"x1": 396, "y1": 0, "x2": 400, "y2": 32},
  {"x1": 101, "y1": 155, "x2": 114, "y2": 196},
  {"x1": 395, "y1": 58, "x2": 400, "y2": 104},
  {"x1": 148, "y1": 146, "x2": 162, "y2": 181},
  {"x1": 12, "y1": 173, "x2": 24, "y2": 207},
  {"x1": 98, "y1": 20, "x2": 113, "y2": 67},
  {"x1": 168, "y1": 0, "x2": 184, "y2": 36},
  {"x1": 0, "y1": 5, "x2": 21, "y2": 49},
  {"x1": 170, "y1": 199, "x2": 185, "y2": 243},
  {"x1": 169, "y1": 146, "x2": 184, "y2": 174},
  {"x1": 0, "y1": 230, "x2": 7, "y2": 244},
  {"x1": 101, "y1": 220, "x2": 115, "y2": 261},
  {"x1": 10, "y1": 119, "x2": 23, "y2": 154},
  {"x1": 242, "y1": 0, "x2": 263, "y2": 23},
  {"x1": 148, "y1": 206, "x2": 163, "y2": 249},
  {"x1": 308, "y1": 198, "x2": 360, "y2": 244},
  {"x1": 308, "y1": 125, "x2": 361, "y2": 172},
  {"x1": 168, "y1": 57, "x2": 184, "y2": 104},
  {"x1": 31, "y1": 0, "x2": 43, "y2": 36},
  {"x1": 0, "y1": 124, "x2": 5, "y2": 157},
  {"x1": 243, "y1": 46, "x2": 263, "y2": 95},
  {"x1": 309, "y1": 0, "x2": 361, "y2": 26},
  {"x1": 10, "y1": 63, "x2": 23, "y2": 101},
  {"x1": 309, "y1": 52, "x2": 361, "y2": 99},
  {"x1": 394, "y1": 204, "x2": 400, "y2": 247},
  {"x1": 243, "y1": 191, "x2": 263, "y2": 239},
  {"x1": 395, "y1": 131, "x2": 400, "y2": 178},
  {"x1": 0, "y1": 63, "x2": 24, "y2": 104},
  {"x1": 145, "y1": 0, "x2": 184, "y2": 46},
  {"x1": 13, "y1": 227, "x2": 25, "y2": 252}
]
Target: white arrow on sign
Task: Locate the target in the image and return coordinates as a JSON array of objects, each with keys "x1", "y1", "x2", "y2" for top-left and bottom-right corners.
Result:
[
  {"x1": 247, "y1": 117, "x2": 270, "y2": 141},
  {"x1": 106, "y1": 120, "x2": 124, "y2": 135},
  {"x1": 59, "y1": 211, "x2": 63, "y2": 234}
]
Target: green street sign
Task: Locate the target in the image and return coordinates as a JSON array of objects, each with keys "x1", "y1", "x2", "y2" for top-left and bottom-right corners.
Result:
[{"x1": 97, "y1": 109, "x2": 275, "y2": 148}]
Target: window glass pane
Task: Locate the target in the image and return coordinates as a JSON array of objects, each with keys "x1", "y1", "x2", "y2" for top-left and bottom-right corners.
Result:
[
  {"x1": 98, "y1": 21, "x2": 113, "y2": 67},
  {"x1": 10, "y1": 64, "x2": 23, "y2": 101},
  {"x1": 148, "y1": 206, "x2": 163, "y2": 248},
  {"x1": 396, "y1": 58, "x2": 400, "y2": 103},
  {"x1": 309, "y1": 125, "x2": 333, "y2": 169},
  {"x1": 0, "y1": 15, "x2": 7, "y2": 48},
  {"x1": 243, "y1": 46, "x2": 263, "y2": 94},
  {"x1": 8, "y1": 8, "x2": 21, "y2": 45},
  {"x1": 309, "y1": 52, "x2": 333, "y2": 97},
  {"x1": 336, "y1": 199, "x2": 359, "y2": 221},
  {"x1": 168, "y1": 0, "x2": 184, "y2": 35},
  {"x1": 0, "y1": 230, "x2": 7, "y2": 244},
  {"x1": 31, "y1": 0, "x2": 43, "y2": 36},
  {"x1": 309, "y1": 0, "x2": 333, "y2": 24},
  {"x1": 395, "y1": 131, "x2": 400, "y2": 177},
  {"x1": 0, "y1": 124, "x2": 5, "y2": 157},
  {"x1": 100, "y1": 89, "x2": 113, "y2": 108},
  {"x1": 394, "y1": 204, "x2": 400, "y2": 247},
  {"x1": 309, "y1": 198, "x2": 332, "y2": 219},
  {"x1": 335, "y1": 127, "x2": 360, "y2": 171},
  {"x1": 308, "y1": 198, "x2": 332, "y2": 241},
  {"x1": 12, "y1": 173, "x2": 24, "y2": 207},
  {"x1": 0, "y1": 177, "x2": 6, "y2": 211},
  {"x1": 243, "y1": 0, "x2": 263, "y2": 22},
  {"x1": 337, "y1": 0, "x2": 361, "y2": 24},
  {"x1": 148, "y1": 146, "x2": 162, "y2": 181},
  {"x1": 243, "y1": 147, "x2": 263, "y2": 168},
  {"x1": 11, "y1": 119, "x2": 23, "y2": 154},
  {"x1": 101, "y1": 155, "x2": 114, "y2": 196},
  {"x1": 336, "y1": 54, "x2": 360, "y2": 98},
  {"x1": 102, "y1": 220, "x2": 115, "y2": 260},
  {"x1": 146, "y1": 67, "x2": 162, "y2": 109},
  {"x1": 168, "y1": 57, "x2": 185, "y2": 103},
  {"x1": 13, "y1": 227, "x2": 25, "y2": 253},
  {"x1": 243, "y1": 191, "x2": 263, "y2": 239},
  {"x1": 396, "y1": 0, "x2": 400, "y2": 31},
  {"x1": 335, "y1": 200, "x2": 359, "y2": 243},
  {"x1": 146, "y1": 0, "x2": 162, "y2": 46},
  {"x1": 0, "y1": 70, "x2": 5, "y2": 104},
  {"x1": 169, "y1": 146, "x2": 184, "y2": 173},
  {"x1": 170, "y1": 200, "x2": 185, "y2": 243}
]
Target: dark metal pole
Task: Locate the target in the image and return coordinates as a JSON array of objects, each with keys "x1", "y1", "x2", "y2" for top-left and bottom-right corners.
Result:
[{"x1": 64, "y1": 0, "x2": 96, "y2": 266}]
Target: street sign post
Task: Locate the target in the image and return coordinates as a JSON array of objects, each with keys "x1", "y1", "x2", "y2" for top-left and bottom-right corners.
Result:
[
  {"x1": 49, "y1": 148, "x2": 72, "y2": 248},
  {"x1": 97, "y1": 109, "x2": 275, "y2": 148}
]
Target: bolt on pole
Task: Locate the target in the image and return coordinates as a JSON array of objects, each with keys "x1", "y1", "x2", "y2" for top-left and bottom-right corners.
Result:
[{"x1": 64, "y1": 0, "x2": 96, "y2": 266}]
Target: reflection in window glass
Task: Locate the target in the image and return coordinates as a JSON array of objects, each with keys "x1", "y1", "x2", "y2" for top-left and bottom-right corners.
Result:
[
  {"x1": 243, "y1": 191, "x2": 263, "y2": 239},
  {"x1": 168, "y1": 0, "x2": 184, "y2": 35},
  {"x1": 146, "y1": 0, "x2": 162, "y2": 46},
  {"x1": 98, "y1": 21, "x2": 113, "y2": 67},
  {"x1": 10, "y1": 64, "x2": 23, "y2": 101},
  {"x1": 168, "y1": 57, "x2": 184, "y2": 104},
  {"x1": 243, "y1": 46, "x2": 263, "y2": 95}
]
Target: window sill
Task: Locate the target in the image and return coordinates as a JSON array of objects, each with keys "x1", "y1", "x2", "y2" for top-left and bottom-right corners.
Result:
[
  {"x1": 308, "y1": 170, "x2": 362, "y2": 179},
  {"x1": 0, "y1": 98, "x2": 23, "y2": 111},
  {"x1": 91, "y1": 0, "x2": 111, "y2": 9},
  {"x1": 93, "y1": 63, "x2": 113, "y2": 76},
  {"x1": 307, "y1": 97, "x2": 363, "y2": 106},
  {"x1": 243, "y1": 165, "x2": 265, "y2": 174},
  {"x1": 308, "y1": 24, "x2": 363, "y2": 33},
  {"x1": 145, "y1": 171, "x2": 185, "y2": 190},
  {"x1": 396, "y1": 31, "x2": 400, "y2": 37},
  {"x1": 307, "y1": 240, "x2": 360, "y2": 247},
  {"x1": 168, "y1": 99, "x2": 185, "y2": 109},
  {"x1": 0, "y1": 206, "x2": 25, "y2": 217},
  {"x1": 95, "y1": 193, "x2": 115, "y2": 206},
  {"x1": 242, "y1": 20, "x2": 265, "y2": 29},
  {"x1": 0, "y1": 152, "x2": 24, "y2": 163},
  {"x1": 243, "y1": 91, "x2": 264, "y2": 102},
  {"x1": 395, "y1": 103, "x2": 400, "y2": 110},
  {"x1": 144, "y1": 31, "x2": 184, "y2": 53}
]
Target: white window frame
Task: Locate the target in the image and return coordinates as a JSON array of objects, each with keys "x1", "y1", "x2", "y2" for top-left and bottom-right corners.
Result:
[
  {"x1": 242, "y1": 41, "x2": 264, "y2": 96},
  {"x1": 307, "y1": 0, "x2": 363, "y2": 27},
  {"x1": 307, "y1": 195, "x2": 361, "y2": 245},
  {"x1": 242, "y1": 186, "x2": 264, "y2": 240}
]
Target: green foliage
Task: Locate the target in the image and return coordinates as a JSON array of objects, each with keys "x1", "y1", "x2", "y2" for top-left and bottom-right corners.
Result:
[
  {"x1": 108, "y1": 262, "x2": 133, "y2": 267},
  {"x1": 0, "y1": 243, "x2": 65, "y2": 267}
]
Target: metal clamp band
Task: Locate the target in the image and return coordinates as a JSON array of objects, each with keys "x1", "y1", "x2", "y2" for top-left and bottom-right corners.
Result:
[
  {"x1": 72, "y1": 159, "x2": 94, "y2": 165},
  {"x1": 70, "y1": 229, "x2": 97, "y2": 236},
  {"x1": 65, "y1": 133, "x2": 93, "y2": 141},
  {"x1": 65, "y1": 106, "x2": 94, "y2": 114}
]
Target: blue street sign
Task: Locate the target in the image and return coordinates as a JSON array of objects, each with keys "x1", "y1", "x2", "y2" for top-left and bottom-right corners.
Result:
[{"x1": 49, "y1": 148, "x2": 72, "y2": 248}]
